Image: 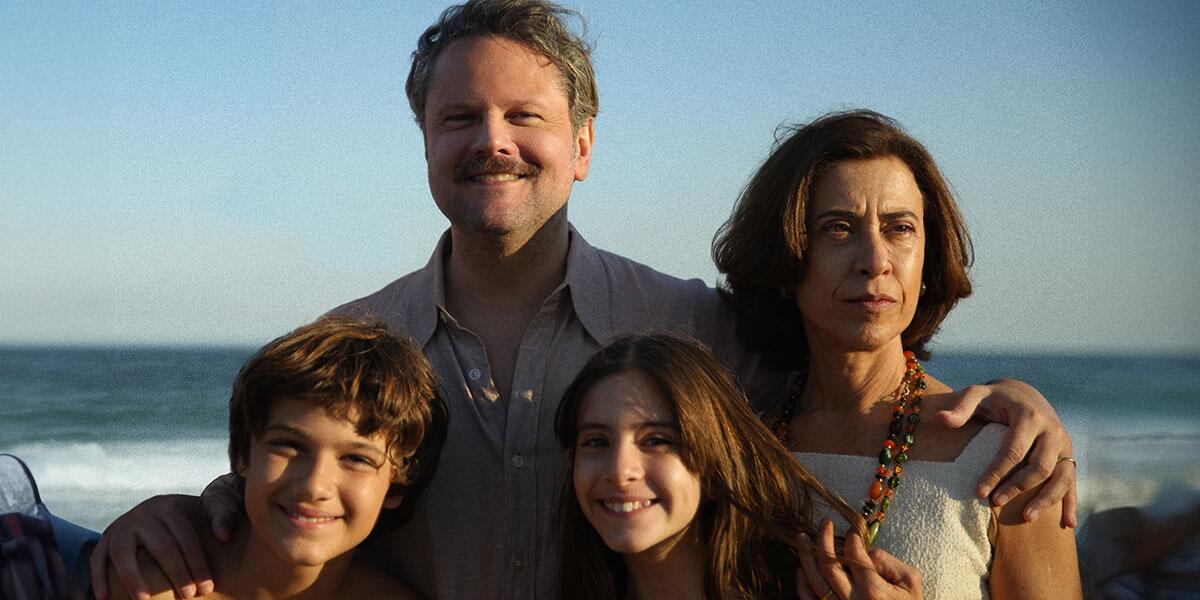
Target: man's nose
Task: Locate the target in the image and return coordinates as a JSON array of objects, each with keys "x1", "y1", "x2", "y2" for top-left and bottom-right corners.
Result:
[{"x1": 471, "y1": 113, "x2": 516, "y2": 156}]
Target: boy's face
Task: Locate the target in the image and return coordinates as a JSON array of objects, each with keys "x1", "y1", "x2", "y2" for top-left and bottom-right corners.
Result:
[{"x1": 238, "y1": 397, "x2": 400, "y2": 567}]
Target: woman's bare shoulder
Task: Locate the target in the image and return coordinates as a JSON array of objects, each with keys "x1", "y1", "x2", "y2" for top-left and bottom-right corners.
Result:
[
  {"x1": 343, "y1": 557, "x2": 423, "y2": 599},
  {"x1": 917, "y1": 381, "x2": 988, "y2": 462}
]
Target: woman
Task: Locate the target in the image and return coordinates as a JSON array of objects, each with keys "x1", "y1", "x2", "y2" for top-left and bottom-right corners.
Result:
[
  {"x1": 556, "y1": 333, "x2": 922, "y2": 600},
  {"x1": 713, "y1": 110, "x2": 1080, "y2": 599}
]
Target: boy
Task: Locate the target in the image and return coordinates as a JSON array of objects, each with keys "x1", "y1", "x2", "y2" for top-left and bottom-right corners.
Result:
[{"x1": 109, "y1": 316, "x2": 444, "y2": 600}]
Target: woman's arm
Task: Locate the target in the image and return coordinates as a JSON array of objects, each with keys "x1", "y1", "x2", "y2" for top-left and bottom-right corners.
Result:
[{"x1": 988, "y1": 481, "x2": 1081, "y2": 599}]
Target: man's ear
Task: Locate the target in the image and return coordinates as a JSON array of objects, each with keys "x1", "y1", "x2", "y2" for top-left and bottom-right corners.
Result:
[{"x1": 572, "y1": 117, "x2": 595, "y2": 182}]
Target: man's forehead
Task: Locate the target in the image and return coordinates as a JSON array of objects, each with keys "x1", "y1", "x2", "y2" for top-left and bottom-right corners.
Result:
[{"x1": 426, "y1": 35, "x2": 567, "y2": 97}]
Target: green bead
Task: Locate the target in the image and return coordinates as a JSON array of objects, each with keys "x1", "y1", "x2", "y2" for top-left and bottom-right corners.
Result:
[
  {"x1": 904, "y1": 433, "x2": 915, "y2": 444},
  {"x1": 916, "y1": 379, "x2": 927, "y2": 390},
  {"x1": 896, "y1": 452, "x2": 908, "y2": 464},
  {"x1": 867, "y1": 520, "x2": 881, "y2": 544},
  {"x1": 880, "y1": 496, "x2": 891, "y2": 512},
  {"x1": 908, "y1": 413, "x2": 921, "y2": 424},
  {"x1": 879, "y1": 447, "x2": 893, "y2": 464},
  {"x1": 888, "y1": 475, "x2": 901, "y2": 488}
]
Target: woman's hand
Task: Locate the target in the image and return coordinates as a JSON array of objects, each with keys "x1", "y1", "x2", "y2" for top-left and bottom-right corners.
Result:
[
  {"x1": 795, "y1": 520, "x2": 922, "y2": 600},
  {"x1": 90, "y1": 473, "x2": 242, "y2": 600},
  {"x1": 938, "y1": 378, "x2": 1078, "y2": 528}
]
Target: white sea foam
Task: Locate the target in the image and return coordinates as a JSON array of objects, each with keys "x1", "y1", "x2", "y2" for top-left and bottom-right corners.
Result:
[{"x1": 2, "y1": 439, "x2": 229, "y2": 531}]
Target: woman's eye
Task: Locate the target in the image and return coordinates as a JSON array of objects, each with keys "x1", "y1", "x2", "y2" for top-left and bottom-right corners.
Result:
[{"x1": 822, "y1": 222, "x2": 851, "y2": 238}]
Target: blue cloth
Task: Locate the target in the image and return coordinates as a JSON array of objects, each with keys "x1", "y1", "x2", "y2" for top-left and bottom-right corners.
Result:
[{"x1": 0, "y1": 454, "x2": 99, "y2": 600}]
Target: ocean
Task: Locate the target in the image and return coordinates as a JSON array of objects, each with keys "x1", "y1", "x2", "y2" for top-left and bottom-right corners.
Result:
[{"x1": 2, "y1": 347, "x2": 1199, "y2": 535}]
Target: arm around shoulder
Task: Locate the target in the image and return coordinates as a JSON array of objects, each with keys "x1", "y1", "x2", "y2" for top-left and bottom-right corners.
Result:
[
  {"x1": 989, "y1": 481, "x2": 1081, "y2": 599},
  {"x1": 106, "y1": 549, "x2": 185, "y2": 600}
]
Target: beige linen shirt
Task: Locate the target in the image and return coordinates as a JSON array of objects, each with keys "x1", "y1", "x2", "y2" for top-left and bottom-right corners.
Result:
[{"x1": 335, "y1": 227, "x2": 776, "y2": 599}]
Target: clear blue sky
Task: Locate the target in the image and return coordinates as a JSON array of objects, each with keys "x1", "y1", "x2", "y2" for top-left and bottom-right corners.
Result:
[{"x1": 2, "y1": 1, "x2": 1197, "y2": 354}]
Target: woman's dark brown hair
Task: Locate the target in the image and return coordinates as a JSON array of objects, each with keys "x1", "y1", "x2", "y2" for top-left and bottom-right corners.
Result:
[
  {"x1": 712, "y1": 109, "x2": 973, "y2": 366},
  {"x1": 555, "y1": 333, "x2": 861, "y2": 599}
]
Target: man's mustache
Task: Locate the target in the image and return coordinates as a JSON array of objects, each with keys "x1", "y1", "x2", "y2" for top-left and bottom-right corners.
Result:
[{"x1": 454, "y1": 155, "x2": 539, "y2": 181}]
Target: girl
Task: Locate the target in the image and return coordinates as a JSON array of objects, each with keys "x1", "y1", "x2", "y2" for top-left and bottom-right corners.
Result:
[{"x1": 556, "y1": 333, "x2": 921, "y2": 600}]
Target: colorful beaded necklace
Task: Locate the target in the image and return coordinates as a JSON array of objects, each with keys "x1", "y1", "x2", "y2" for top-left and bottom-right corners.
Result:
[{"x1": 773, "y1": 350, "x2": 926, "y2": 546}]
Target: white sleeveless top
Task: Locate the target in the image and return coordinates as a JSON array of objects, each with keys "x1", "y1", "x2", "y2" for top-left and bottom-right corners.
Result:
[{"x1": 793, "y1": 423, "x2": 1004, "y2": 599}]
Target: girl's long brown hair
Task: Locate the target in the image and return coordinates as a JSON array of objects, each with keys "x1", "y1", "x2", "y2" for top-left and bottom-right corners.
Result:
[{"x1": 555, "y1": 333, "x2": 862, "y2": 599}]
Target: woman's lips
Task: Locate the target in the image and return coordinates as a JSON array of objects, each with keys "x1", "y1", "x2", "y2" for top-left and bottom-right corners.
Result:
[{"x1": 845, "y1": 294, "x2": 897, "y2": 311}]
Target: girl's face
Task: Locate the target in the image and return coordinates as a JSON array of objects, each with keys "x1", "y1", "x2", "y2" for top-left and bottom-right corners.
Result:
[{"x1": 571, "y1": 369, "x2": 703, "y2": 557}]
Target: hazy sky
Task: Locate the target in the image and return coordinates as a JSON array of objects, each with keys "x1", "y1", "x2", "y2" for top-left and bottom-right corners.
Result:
[{"x1": 2, "y1": 1, "x2": 1198, "y2": 354}]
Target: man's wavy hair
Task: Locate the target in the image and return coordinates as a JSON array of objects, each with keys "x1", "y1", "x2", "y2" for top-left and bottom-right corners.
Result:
[
  {"x1": 227, "y1": 315, "x2": 446, "y2": 532},
  {"x1": 406, "y1": 0, "x2": 599, "y2": 130},
  {"x1": 713, "y1": 109, "x2": 974, "y2": 367},
  {"x1": 555, "y1": 333, "x2": 861, "y2": 599}
]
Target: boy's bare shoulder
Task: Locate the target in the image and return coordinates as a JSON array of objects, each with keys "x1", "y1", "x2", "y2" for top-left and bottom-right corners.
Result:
[
  {"x1": 105, "y1": 547, "x2": 183, "y2": 600},
  {"x1": 343, "y1": 557, "x2": 423, "y2": 599}
]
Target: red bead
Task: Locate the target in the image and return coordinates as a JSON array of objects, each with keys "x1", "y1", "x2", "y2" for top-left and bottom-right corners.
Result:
[
  {"x1": 869, "y1": 480, "x2": 883, "y2": 500},
  {"x1": 875, "y1": 466, "x2": 887, "y2": 476},
  {"x1": 883, "y1": 440, "x2": 896, "y2": 449},
  {"x1": 904, "y1": 350, "x2": 915, "y2": 360}
]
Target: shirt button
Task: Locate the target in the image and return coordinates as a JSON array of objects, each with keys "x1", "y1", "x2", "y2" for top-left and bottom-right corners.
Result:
[
  {"x1": 511, "y1": 453, "x2": 524, "y2": 468},
  {"x1": 468, "y1": 368, "x2": 481, "y2": 381},
  {"x1": 515, "y1": 557, "x2": 524, "y2": 569}
]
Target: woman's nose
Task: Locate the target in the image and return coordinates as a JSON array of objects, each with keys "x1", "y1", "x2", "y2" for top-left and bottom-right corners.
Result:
[{"x1": 855, "y1": 231, "x2": 891, "y2": 277}]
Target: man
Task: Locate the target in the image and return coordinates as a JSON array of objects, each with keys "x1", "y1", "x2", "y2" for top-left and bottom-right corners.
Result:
[{"x1": 93, "y1": 2, "x2": 1076, "y2": 599}]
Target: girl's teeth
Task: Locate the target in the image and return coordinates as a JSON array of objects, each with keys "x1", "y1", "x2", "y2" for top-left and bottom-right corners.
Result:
[{"x1": 604, "y1": 500, "x2": 651, "y2": 513}]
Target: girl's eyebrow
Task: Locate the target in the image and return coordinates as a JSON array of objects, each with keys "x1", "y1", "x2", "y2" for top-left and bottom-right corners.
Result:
[{"x1": 576, "y1": 421, "x2": 679, "y2": 431}]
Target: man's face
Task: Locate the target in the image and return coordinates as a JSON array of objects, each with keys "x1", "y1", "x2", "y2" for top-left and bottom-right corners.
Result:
[{"x1": 421, "y1": 36, "x2": 594, "y2": 244}]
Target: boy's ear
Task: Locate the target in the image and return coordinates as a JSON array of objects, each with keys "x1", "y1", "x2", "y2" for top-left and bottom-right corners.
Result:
[
  {"x1": 382, "y1": 492, "x2": 404, "y2": 510},
  {"x1": 235, "y1": 456, "x2": 248, "y2": 477}
]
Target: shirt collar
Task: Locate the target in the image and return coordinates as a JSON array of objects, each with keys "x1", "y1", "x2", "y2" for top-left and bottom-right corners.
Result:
[
  {"x1": 412, "y1": 224, "x2": 616, "y2": 346},
  {"x1": 562, "y1": 224, "x2": 615, "y2": 344}
]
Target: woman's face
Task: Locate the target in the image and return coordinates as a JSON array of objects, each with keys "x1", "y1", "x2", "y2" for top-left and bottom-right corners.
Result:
[
  {"x1": 792, "y1": 156, "x2": 925, "y2": 353},
  {"x1": 571, "y1": 369, "x2": 703, "y2": 557}
]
